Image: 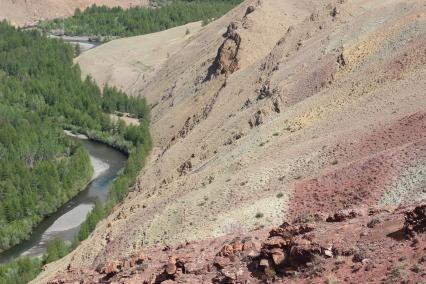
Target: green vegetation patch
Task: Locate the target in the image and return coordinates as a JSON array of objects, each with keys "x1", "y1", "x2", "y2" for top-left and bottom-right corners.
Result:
[
  {"x1": 0, "y1": 21, "x2": 152, "y2": 283},
  {"x1": 40, "y1": 0, "x2": 243, "y2": 37}
]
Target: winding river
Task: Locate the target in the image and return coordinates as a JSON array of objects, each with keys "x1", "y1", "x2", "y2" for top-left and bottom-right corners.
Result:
[
  {"x1": 48, "y1": 35, "x2": 101, "y2": 52},
  {"x1": 0, "y1": 139, "x2": 127, "y2": 264}
]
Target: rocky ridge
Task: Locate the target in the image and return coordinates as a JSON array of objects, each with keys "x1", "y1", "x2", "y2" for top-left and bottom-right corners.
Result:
[{"x1": 48, "y1": 204, "x2": 426, "y2": 283}]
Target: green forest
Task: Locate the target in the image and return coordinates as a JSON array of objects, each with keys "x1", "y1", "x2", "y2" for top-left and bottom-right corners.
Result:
[
  {"x1": 0, "y1": 21, "x2": 152, "y2": 283},
  {"x1": 0, "y1": 109, "x2": 92, "y2": 250},
  {"x1": 40, "y1": 0, "x2": 242, "y2": 37}
]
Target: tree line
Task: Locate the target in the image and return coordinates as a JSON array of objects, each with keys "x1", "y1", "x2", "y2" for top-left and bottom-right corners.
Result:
[
  {"x1": 39, "y1": 0, "x2": 243, "y2": 37},
  {"x1": 0, "y1": 238, "x2": 72, "y2": 284}
]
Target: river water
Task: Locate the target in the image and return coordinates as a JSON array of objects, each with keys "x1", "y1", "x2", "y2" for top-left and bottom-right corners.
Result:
[
  {"x1": 48, "y1": 35, "x2": 100, "y2": 52},
  {"x1": 0, "y1": 139, "x2": 127, "y2": 264}
]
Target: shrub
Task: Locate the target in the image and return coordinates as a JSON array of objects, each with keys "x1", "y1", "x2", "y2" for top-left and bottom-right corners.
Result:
[{"x1": 255, "y1": 212, "x2": 264, "y2": 218}]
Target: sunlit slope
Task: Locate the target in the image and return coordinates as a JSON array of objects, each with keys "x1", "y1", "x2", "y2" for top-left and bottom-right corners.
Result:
[{"x1": 35, "y1": 0, "x2": 426, "y2": 282}]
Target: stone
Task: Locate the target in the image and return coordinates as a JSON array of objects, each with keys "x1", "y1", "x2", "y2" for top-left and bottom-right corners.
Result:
[
  {"x1": 102, "y1": 261, "x2": 121, "y2": 275},
  {"x1": 233, "y1": 239, "x2": 243, "y2": 252},
  {"x1": 259, "y1": 258, "x2": 270, "y2": 267},
  {"x1": 245, "y1": 6, "x2": 255, "y2": 16},
  {"x1": 404, "y1": 205, "x2": 426, "y2": 238},
  {"x1": 222, "y1": 266, "x2": 243, "y2": 280},
  {"x1": 213, "y1": 256, "x2": 231, "y2": 269},
  {"x1": 166, "y1": 256, "x2": 177, "y2": 275},
  {"x1": 270, "y1": 248, "x2": 285, "y2": 265},
  {"x1": 242, "y1": 240, "x2": 261, "y2": 252},
  {"x1": 326, "y1": 209, "x2": 365, "y2": 222},
  {"x1": 208, "y1": 22, "x2": 241, "y2": 79},
  {"x1": 219, "y1": 244, "x2": 234, "y2": 257},
  {"x1": 249, "y1": 111, "x2": 263, "y2": 128}
]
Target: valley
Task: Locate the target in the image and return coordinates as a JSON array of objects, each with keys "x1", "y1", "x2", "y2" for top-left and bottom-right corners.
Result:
[
  {"x1": 0, "y1": 20, "x2": 151, "y2": 283},
  {"x1": 0, "y1": 0, "x2": 425, "y2": 283},
  {"x1": 0, "y1": 139, "x2": 126, "y2": 264}
]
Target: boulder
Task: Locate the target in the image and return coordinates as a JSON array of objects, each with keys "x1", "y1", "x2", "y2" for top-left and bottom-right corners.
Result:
[
  {"x1": 165, "y1": 256, "x2": 177, "y2": 275},
  {"x1": 326, "y1": 209, "x2": 365, "y2": 222},
  {"x1": 245, "y1": 6, "x2": 255, "y2": 16},
  {"x1": 101, "y1": 261, "x2": 122, "y2": 276},
  {"x1": 404, "y1": 205, "x2": 426, "y2": 238},
  {"x1": 270, "y1": 248, "x2": 286, "y2": 265}
]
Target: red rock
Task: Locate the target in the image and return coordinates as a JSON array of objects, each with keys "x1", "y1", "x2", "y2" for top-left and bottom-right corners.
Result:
[
  {"x1": 102, "y1": 261, "x2": 121, "y2": 275},
  {"x1": 326, "y1": 209, "x2": 365, "y2": 222},
  {"x1": 242, "y1": 239, "x2": 261, "y2": 251},
  {"x1": 221, "y1": 265, "x2": 244, "y2": 280},
  {"x1": 123, "y1": 259, "x2": 132, "y2": 270},
  {"x1": 242, "y1": 239, "x2": 262, "y2": 258},
  {"x1": 166, "y1": 255, "x2": 177, "y2": 275},
  {"x1": 290, "y1": 236, "x2": 311, "y2": 247},
  {"x1": 136, "y1": 253, "x2": 145, "y2": 263},
  {"x1": 263, "y1": 236, "x2": 287, "y2": 248},
  {"x1": 166, "y1": 263, "x2": 177, "y2": 275},
  {"x1": 213, "y1": 256, "x2": 231, "y2": 269},
  {"x1": 184, "y1": 260, "x2": 205, "y2": 274},
  {"x1": 232, "y1": 239, "x2": 243, "y2": 252},
  {"x1": 219, "y1": 244, "x2": 234, "y2": 257}
]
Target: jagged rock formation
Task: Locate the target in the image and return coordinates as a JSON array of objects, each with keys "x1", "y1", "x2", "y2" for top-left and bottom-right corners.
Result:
[
  {"x1": 207, "y1": 22, "x2": 242, "y2": 79},
  {"x1": 35, "y1": 0, "x2": 426, "y2": 282}
]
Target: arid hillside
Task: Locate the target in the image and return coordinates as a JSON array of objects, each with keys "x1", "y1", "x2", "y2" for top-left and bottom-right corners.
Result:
[
  {"x1": 75, "y1": 21, "x2": 204, "y2": 93},
  {"x1": 43, "y1": 204, "x2": 426, "y2": 283},
  {"x1": 36, "y1": 0, "x2": 426, "y2": 282},
  {"x1": 0, "y1": 0, "x2": 148, "y2": 26}
]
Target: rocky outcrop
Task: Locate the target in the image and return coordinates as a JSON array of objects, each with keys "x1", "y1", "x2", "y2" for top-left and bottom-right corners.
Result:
[
  {"x1": 177, "y1": 159, "x2": 192, "y2": 176},
  {"x1": 48, "y1": 203, "x2": 426, "y2": 283},
  {"x1": 404, "y1": 204, "x2": 426, "y2": 238},
  {"x1": 326, "y1": 208, "x2": 366, "y2": 222},
  {"x1": 207, "y1": 22, "x2": 242, "y2": 79},
  {"x1": 251, "y1": 223, "x2": 324, "y2": 279},
  {"x1": 245, "y1": 5, "x2": 256, "y2": 17},
  {"x1": 248, "y1": 110, "x2": 264, "y2": 127}
]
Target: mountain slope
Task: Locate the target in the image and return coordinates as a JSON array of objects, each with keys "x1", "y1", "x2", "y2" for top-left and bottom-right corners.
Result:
[
  {"x1": 0, "y1": 0, "x2": 148, "y2": 26},
  {"x1": 75, "y1": 21, "x2": 204, "y2": 93},
  {"x1": 36, "y1": 0, "x2": 426, "y2": 282}
]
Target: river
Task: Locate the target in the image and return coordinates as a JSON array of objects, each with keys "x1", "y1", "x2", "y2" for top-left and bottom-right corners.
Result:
[
  {"x1": 0, "y1": 139, "x2": 127, "y2": 264},
  {"x1": 48, "y1": 35, "x2": 101, "y2": 52}
]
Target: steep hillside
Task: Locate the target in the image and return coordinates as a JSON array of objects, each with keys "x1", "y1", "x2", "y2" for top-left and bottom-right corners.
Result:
[
  {"x1": 0, "y1": 0, "x2": 148, "y2": 26},
  {"x1": 43, "y1": 204, "x2": 426, "y2": 283},
  {"x1": 36, "y1": 0, "x2": 426, "y2": 282}
]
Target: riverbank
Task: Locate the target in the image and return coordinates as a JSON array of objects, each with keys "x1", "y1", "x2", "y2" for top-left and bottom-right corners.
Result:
[
  {"x1": 90, "y1": 156, "x2": 109, "y2": 181},
  {"x1": 48, "y1": 35, "x2": 101, "y2": 52},
  {"x1": 0, "y1": 140, "x2": 126, "y2": 263}
]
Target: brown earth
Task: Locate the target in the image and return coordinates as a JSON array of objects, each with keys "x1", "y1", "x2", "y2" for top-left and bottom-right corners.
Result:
[
  {"x1": 47, "y1": 204, "x2": 426, "y2": 283},
  {"x1": 0, "y1": 0, "x2": 149, "y2": 27},
  {"x1": 33, "y1": 0, "x2": 426, "y2": 282}
]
